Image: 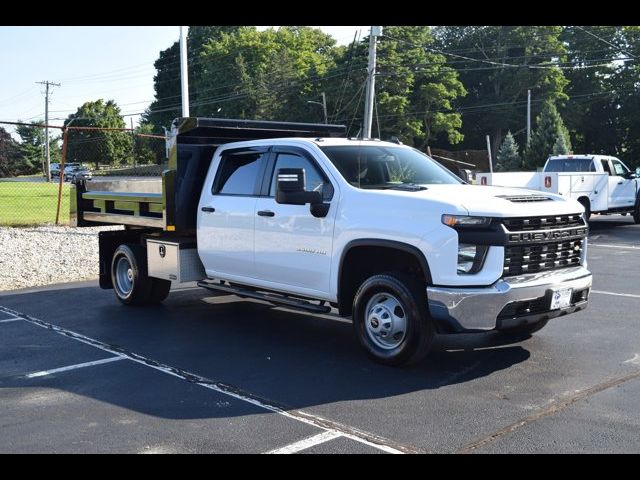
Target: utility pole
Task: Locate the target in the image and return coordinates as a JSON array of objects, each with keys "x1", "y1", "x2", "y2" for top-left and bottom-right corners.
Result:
[
  {"x1": 363, "y1": 26, "x2": 382, "y2": 139},
  {"x1": 307, "y1": 92, "x2": 328, "y2": 124},
  {"x1": 486, "y1": 135, "x2": 493, "y2": 173},
  {"x1": 321, "y1": 92, "x2": 327, "y2": 124},
  {"x1": 179, "y1": 26, "x2": 190, "y2": 117},
  {"x1": 527, "y1": 89, "x2": 531, "y2": 145},
  {"x1": 36, "y1": 80, "x2": 61, "y2": 182}
]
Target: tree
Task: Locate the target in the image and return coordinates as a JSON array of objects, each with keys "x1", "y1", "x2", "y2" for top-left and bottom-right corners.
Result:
[
  {"x1": 64, "y1": 99, "x2": 132, "y2": 169},
  {"x1": 15, "y1": 120, "x2": 61, "y2": 175},
  {"x1": 560, "y1": 26, "x2": 621, "y2": 159},
  {"x1": 524, "y1": 100, "x2": 571, "y2": 169},
  {"x1": 495, "y1": 131, "x2": 521, "y2": 171},
  {"x1": 373, "y1": 26, "x2": 466, "y2": 147},
  {"x1": 432, "y1": 26, "x2": 568, "y2": 155},
  {"x1": 133, "y1": 123, "x2": 166, "y2": 165},
  {"x1": 0, "y1": 127, "x2": 20, "y2": 178},
  {"x1": 552, "y1": 134, "x2": 570, "y2": 155},
  {"x1": 144, "y1": 26, "x2": 337, "y2": 128}
]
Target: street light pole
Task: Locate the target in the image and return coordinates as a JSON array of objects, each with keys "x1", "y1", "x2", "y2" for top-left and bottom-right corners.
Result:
[{"x1": 307, "y1": 92, "x2": 328, "y2": 124}]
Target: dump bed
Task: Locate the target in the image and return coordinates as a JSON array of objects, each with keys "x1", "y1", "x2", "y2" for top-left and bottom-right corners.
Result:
[{"x1": 71, "y1": 117, "x2": 346, "y2": 232}]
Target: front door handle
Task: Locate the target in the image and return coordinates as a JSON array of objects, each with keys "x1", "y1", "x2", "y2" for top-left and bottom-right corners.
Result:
[
  {"x1": 201, "y1": 206, "x2": 216, "y2": 212},
  {"x1": 618, "y1": 181, "x2": 624, "y2": 184},
  {"x1": 257, "y1": 210, "x2": 275, "y2": 217}
]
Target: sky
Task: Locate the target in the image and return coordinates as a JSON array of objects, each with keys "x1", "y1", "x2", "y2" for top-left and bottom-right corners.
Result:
[{"x1": 0, "y1": 26, "x2": 370, "y2": 137}]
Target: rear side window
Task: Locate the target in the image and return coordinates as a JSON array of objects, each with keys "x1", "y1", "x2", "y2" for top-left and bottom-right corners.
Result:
[
  {"x1": 214, "y1": 150, "x2": 266, "y2": 195},
  {"x1": 545, "y1": 158, "x2": 595, "y2": 172}
]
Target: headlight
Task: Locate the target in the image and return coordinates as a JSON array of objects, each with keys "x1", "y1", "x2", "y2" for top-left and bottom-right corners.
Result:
[
  {"x1": 457, "y1": 243, "x2": 489, "y2": 274},
  {"x1": 442, "y1": 215, "x2": 491, "y2": 228}
]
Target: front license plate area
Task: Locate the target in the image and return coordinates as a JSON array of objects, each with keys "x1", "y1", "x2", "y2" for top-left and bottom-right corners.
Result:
[{"x1": 550, "y1": 288, "x2": 573, "y2": 310}]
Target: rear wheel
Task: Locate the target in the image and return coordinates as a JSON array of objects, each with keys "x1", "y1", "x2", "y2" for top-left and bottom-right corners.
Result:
[
  {"x1": 353, "y1": 273, "x2": 434, "y2": 366},
  {"x1": 111, "y1": 244, "x2": 153, "y2": 305},
  {"x1": 634, "y1": 195, "x2": 640, "y2": 224}
]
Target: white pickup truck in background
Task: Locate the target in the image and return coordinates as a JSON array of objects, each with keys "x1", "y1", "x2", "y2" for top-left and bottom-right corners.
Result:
[{"x1": 477, "y1": 155, "x2": 640, "y2": 222}]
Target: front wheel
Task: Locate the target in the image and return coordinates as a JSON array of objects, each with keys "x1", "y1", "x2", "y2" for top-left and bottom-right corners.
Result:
[
  {"x1": 353, "y1": 273, "x2": 434, "y2": 366},
  {"x1": 633, "y1": 195, "x2": 640, "y2": 224}
]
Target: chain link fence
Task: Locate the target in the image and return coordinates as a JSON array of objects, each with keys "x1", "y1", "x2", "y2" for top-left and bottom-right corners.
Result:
[{"x1": 0, "y1": 121, "x2": 166, "y2": 226}]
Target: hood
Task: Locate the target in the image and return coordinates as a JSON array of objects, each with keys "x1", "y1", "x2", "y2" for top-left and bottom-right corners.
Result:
[{"x1": 379, "y1": 184, "x2": 583, "y2": 217}]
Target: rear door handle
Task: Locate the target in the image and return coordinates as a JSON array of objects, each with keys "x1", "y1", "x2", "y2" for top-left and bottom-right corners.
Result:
[
  {"x1": 257, "y1": 210, "x2": 275, "y2": 217},
  {"x1": 201, "y1": 206, "x2": 216, "y2": 212}
]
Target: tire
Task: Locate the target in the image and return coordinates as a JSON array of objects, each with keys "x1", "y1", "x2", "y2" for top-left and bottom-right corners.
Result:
[
  {"x1": 498, "y1": 318, "x2": 549, "y2": 339},
  {"x1": 634, "y1": 195, "x2": 640, "y2": 224},
  {"x1": 353, "y1": 272, "x2": 434, "y2": 366},
  {"x1": 111, "y1": 244, "x2": 153, "y2": 305},
  {"x1": 149, "y1": 278, "x2": 171, "y2": 304},
  {"x1": 578, "y1": 197, "x2": 591, "y2": 222}
]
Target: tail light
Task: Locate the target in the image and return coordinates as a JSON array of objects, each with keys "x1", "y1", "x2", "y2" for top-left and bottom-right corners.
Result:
[{"x1": 545, "y1": 176, "x2": 552, "y2": 188}]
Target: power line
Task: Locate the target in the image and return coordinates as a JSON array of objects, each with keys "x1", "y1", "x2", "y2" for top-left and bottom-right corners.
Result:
[{"x1": 574, "y1": 26, "x2": 636, "y2": 59}]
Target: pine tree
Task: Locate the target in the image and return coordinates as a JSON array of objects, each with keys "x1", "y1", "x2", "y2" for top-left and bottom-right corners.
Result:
[
  {"x1": 552, "y1": 133, "x2": 570, "y2": 155},
  {"x1": 524, "y1": 100, "x2": 572, "y2": 169},
  {"x1": 495, "y1": 131, "x2": 522, "y2": 171}
]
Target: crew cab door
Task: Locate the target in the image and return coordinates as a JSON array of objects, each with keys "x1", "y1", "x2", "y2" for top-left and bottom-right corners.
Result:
[
  {"x1": 604, "y1": 158, "x2": 636, "y2": 208},
  {"x1": 197, "y1": 147, "x2": 269, "y2": 278},
  {"x1": 253, "y1": 147, "x2": 337, "y2": 296}
]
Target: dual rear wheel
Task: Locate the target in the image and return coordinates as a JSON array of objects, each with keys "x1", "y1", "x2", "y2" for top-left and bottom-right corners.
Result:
[{"x1": 111, "y1": 244, "x2": 171, "y2": 306}]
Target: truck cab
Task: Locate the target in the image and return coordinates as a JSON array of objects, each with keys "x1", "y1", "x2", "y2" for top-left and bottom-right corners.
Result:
[{"x1": 72, "y1": 118, "x2": 593, "y2": 366}]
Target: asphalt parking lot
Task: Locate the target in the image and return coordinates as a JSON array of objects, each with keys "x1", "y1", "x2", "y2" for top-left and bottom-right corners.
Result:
[{"x1": 1, "y1": 214, "x2": 639, "y2": 454}]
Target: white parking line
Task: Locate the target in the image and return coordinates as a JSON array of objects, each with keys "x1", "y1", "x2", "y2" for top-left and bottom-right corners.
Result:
[
  {"x1": 0, "y1": 304, "x2": 416, "y2": 454},
  {"x1": 589, "y1": 243, "x2": 640, "y2": 250},
  {"x1": 592, "y1": 290, "x2": 640, "y2": 299},
  {"x1": 0, "y1": 317, "x2": 21, "y2": 323},
  {"x1": 24, "y1": 356, "x2": 125, "y2": 379},
  {"x1": 266, "y1": 431, "x2": 342, "y2": 454}
]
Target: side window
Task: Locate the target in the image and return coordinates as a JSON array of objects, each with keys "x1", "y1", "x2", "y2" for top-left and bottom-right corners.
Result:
[
  {"x1": 611, "y1": 159, "x2": 629, "y2": 177},
  {"x1": 214, "y1": 150, "x2": 266, "y2": 195},
  {"x1": 601, "y1": 159, "x2": 612, "y2": 176},
  {"x1": 269, "y1": 152, "x2": 328, "y2": 197}
]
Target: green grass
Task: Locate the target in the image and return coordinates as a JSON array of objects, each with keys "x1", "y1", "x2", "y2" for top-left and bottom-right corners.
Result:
[{"x1": 0, "y1": 181, "x2": 70, "y2": 226}]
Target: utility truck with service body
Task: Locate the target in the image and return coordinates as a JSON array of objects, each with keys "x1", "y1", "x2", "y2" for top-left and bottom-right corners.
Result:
[
  {"x1": 477, "y1": 154, "x2": 640, "y2": 222},
  {"x1": 72, "y1": 118, "x2": 592, "y2": 366}
]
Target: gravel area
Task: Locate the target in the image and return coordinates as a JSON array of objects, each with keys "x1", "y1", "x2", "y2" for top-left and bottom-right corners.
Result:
[{"x1": 0, "y1": 225, "x2": 122, "y2": 291}]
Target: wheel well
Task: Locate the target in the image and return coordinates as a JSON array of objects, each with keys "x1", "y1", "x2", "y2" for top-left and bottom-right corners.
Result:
[
  {"x1": 98, "y1": 229, "x2": 150, "y2": 289},
  {"x1": 338, "y1": 243, "x2": 430, "y2": 316}
]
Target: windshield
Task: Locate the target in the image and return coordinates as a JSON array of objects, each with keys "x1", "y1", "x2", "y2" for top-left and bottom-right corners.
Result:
[
  {"x1": 319, "y1": 145, "x2": 463, "y2": 189},
  {"x1": 545, "y1": 158, "x2": 595, "y2": 172}
]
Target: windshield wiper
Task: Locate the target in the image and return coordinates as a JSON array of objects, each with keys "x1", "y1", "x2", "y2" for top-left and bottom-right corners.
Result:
[{"x1": 388, "y1": 183, "x2": 428, "y2": 191}]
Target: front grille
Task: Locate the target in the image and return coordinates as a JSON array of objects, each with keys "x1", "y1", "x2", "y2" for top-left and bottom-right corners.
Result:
[
  {"x1": 502, "y1": 214, "x2": 584, "y2": 231},
  {"x1": 504, "y1": 239, "x2": 583, "y2": 276},
  {"x1": 495, "y1": 194, "x2": 552, "y2": 203}
]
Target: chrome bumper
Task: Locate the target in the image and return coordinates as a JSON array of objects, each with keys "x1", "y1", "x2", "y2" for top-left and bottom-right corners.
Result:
[{"x1": 427, "y1": 266, "x2": 592, "y2": 331}]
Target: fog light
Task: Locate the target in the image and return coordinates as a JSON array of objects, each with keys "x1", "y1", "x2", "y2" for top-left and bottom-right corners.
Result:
[{"x1": 458, "y1": 243, "x2": 477, "y2": 274}]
